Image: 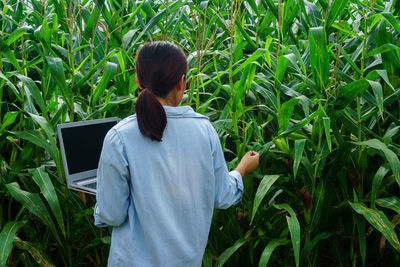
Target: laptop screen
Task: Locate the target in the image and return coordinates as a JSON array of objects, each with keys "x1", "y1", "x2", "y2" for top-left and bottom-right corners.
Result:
[{"x1": 60, "y1": 121, "x2": 117, "y2": 175}]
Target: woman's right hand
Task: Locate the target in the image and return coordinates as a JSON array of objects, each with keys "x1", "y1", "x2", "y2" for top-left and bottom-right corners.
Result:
[{"x1": 235, "y1": 151, "x2": 260, "y2": 177}]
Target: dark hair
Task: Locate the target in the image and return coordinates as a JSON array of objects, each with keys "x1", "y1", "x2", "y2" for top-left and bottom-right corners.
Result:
[{"x1": 135, "y1": 41, "x2": 188, "y2": 141}]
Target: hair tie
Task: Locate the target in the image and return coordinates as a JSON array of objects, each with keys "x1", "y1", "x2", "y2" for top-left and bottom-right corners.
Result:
[{"x1": 143, "y1": 87, "x2": 155, "y2": 96}]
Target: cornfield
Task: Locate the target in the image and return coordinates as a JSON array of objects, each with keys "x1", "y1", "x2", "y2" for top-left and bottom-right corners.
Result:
[{"x1": 1, "y1": 0, "x2": 400, "y2": 266}]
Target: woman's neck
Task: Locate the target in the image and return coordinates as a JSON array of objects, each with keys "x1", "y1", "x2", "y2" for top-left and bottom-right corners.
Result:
[
  {"x1": 155, "y1": 86, "x2": 182, "y2": 107},
  {"x1": 155, "y1": 94, "x2": 179, "y2": 107}
]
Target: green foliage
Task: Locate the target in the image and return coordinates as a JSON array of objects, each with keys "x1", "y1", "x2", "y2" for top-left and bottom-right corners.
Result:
[
  {"x1": 251, "y1": 175, "x2": 280, "y2": 224},
  {"x1": 1, "y1": 0, "x2": 400, "y2": 266},
  {"x1": 0, "y1": 221, "x2": 25, "y2": 266}
]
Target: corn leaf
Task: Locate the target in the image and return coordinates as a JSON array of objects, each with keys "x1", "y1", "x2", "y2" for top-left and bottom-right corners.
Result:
[
  {"x1": 274, "y1": 204, "x2": 300, "y2": 267},
  {"x1": 6, "y1": 26, "x2": 31, "y2": 46},
  {"x1": 27, "y1": 113, "x2": 61, "y2": 168},
  {"x1": 326, "y1": 0, "x2": 350, "y2": 28},
  {"x1": 310, "y1": 180, "x2": 326, "y2": 231},
  {"x1": 202, "y1": 249, "x2": 212, "y2": 267},
  {"x1": 305, "y1": 1, "x2": 323, "y2": 27},
  {"x1": 278, "y1": 98, "x2": 299, "y2": 134},
  {"x1": 0, "y1": 39, "x2": 22, "y2": 72},
  {"x1": 91, "y1": 62, "x2": 118, "y2": 104},
  {"x1": 233, "y1": 49, "x2": 266, "y2": 76},
  {"x1": 0, "y1": 72, "x2": 22, "y2": 102},
  {"x1": 215, "y1": 238, "x2": 248, "y2": 267},
  {"x1": 13, "y1": 237, "x2": 54, "y2": 266},
  {"x1": 296, "y1": 0, "x2": 311, "y2": 28},
  {"x1": 83, "y1": 7, "x2": 101, "y2": 42},
  {"x1": 5, "y1": 182, "x2": 62, "y2": 246},
  {"x1": 45, "y1": 56, "x2": 73, "y2": 110},
  {"x1": 322, "y1": 117, "x2": 332, "y2": 152},
  {"x1": 0, "y1": 112, "x2": 19, "y2": 132},
  {"x1": 354, "y1": 139, "x2": 400, "y2": 186},
  {"x1": 31, "y1": 167, "x2": 65, "y2": 236},
  {"x1": 274, "y1": 55, "x2": 290, "y2": 89},
  {"x1": 371, "y1": 166, "x2": 390, "y2": 208},
  {"x1": 293, "y1": 139, "x2": 306, "y2": 179},
  {"x1": 300, "y1": 232, "x2": 331, "y2": 263},
  {"x1": 376, "y1": 197, "x2": 400, "y2": 215},
  {"x1": 11, "y1": 130, "x2": 51, "y2": 153},
  {"x1": 349, "y1": 202, "x2": 400, "y2": 253},
  {"x1": 13, "y1": 74, "x2": 47, "y2": 115},
  {"x1": 308, "y1": 27, "x2": 329, "y2": 92},
  {"x1": 276, "y1": 109, "x2": 322, "y2": 139},
  {"x1": 367, "y1": 80, "x2": 384, "y2": 119},
  {"x1": 70, "y1": 50, "x2": 117, "y2": 93},
  {"x1": 251, "y1": 175, "x2": 280, "y2": 224},
  {"x1": 128, "y1": 8, "x2": 168, "y2": 53},
  {"x1": 382, "y1": 12, "x2": 400, "y2": 33},
  {"x1": 334, "y1": 79, "x2": 370, "y2": 110},
  {"x1": 235, "y1": 19, "x2": 258, "y2": 49},
  {"x1": 286, "y1": 215, "x2": 300, "y2": 267},
  {"x1": 0, "y1": 221, "x2": 25, "y2": 266},
  {"x1": 259, "y1": 239, "x2": 289, "y2": 267},
  {"x1": 366, "y1": 44, "x2": 400, "y2": 58},
  {"x1": 355, "y1": 213, "x2": 366, "y2": 266}
]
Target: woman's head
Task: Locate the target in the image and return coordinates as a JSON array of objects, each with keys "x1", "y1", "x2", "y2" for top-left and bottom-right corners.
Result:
[
  {"x1": 136, "y1": 41, "x2": 187, "y2": 96},
  {"x1": 135, "y1": 41, "x2": 188, "y2": 141}
]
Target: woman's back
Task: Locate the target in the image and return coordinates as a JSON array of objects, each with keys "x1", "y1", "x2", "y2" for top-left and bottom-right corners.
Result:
[
  {"x1": 95, "y1": 105, "x2": 243, "y2": 266},
  {"x1": 94, "y1": 41, "x2": 259, "y2": 266}
]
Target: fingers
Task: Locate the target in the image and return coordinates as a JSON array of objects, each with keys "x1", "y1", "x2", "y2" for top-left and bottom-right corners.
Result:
[
  {"x1": 237, "y1": 151, "x2": 260, "y2": 176},
  {"x1": 248, "y1": 151, "x2": 259, "y2": 157}
]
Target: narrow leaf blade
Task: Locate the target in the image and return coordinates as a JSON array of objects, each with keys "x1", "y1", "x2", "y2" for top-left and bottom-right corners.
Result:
[
  {"x1": 293, "y1": 139, "x2": 306, "y2": 179},
  {"x1": 31, "y1": 167, "x2": 65, "y2": 236},
  {"x1": 215, "y1": 238, "x2": 248, "y2": 267},
  {"x1": 0, "y1": 221, "x2": 24, "y2": 266},
  {"x1": 349, "y1": 202, "x2": 400, "y2": 252},
  {"x1": 259, "y1": 239, "x2": 289, "y2": 267},
  {"x1": 251, "y1": 175, "x2": 280, "y2": 224}
]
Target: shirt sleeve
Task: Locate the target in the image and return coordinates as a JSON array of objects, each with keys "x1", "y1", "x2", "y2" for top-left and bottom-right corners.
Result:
[
  {"x1": 94, "y1": 128, "x2": 130, "y2": 227},
  {"x1": 209, "y1": 124, "x2": 244, "y2": 209}
]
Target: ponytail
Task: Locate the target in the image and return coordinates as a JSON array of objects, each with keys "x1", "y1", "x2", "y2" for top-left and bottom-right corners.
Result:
[
  {"x1": 135, "y1": 89, "x2": 167, "y2": 142},
  {"x1": 134, "y1": 41, "x2": 188, "y2": 142}
]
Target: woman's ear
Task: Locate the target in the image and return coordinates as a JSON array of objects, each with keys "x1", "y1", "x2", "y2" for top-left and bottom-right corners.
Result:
[
  {"x1": 136, "y1": 75, "x2": 143, "y2": 90},
  {"x1": 178, "y1": 74, "x2": 186, "y2": 91}
]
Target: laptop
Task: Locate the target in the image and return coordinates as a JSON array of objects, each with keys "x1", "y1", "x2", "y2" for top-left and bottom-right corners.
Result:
[{"x1": 57, "y1": 117, "x2": 119, "y2": 194}]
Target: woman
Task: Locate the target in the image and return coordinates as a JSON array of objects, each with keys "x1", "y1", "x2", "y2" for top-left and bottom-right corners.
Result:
[{"x1": 94, "y1": 41, "x2": 259, "y2": 266}]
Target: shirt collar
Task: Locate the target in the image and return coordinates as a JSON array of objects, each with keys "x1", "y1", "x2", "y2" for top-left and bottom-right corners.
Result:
[{"x1": 163, "y1": 105, "x2": 194, "y2": 116}]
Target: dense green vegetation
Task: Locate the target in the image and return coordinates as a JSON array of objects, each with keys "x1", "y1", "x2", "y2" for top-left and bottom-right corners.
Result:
[{"x1": 1, "y1": 0, "x2": 400, "y2": 266}]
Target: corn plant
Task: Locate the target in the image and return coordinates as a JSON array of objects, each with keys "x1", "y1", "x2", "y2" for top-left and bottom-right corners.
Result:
[{"x1": 1, "y1": 0, "x2": 400, "y2": 266}]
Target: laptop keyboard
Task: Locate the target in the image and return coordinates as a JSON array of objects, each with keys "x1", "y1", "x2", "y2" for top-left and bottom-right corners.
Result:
[
  {"x1": 83, "y1": 182, "x2": 97, "y2": 189},
  {"x1": 76, "y1": 178, "x2": 97, "y2": 190}
]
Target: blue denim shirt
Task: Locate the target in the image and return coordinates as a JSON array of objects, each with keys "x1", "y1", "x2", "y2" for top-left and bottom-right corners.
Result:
[{"x1": 94, "y1": 106, "x2": 243, "y2": 267}]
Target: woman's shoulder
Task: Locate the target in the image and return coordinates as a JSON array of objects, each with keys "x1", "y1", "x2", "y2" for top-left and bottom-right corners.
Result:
[{"x1": 111, "y1": 115, "x2": 138, "y2": 134}]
